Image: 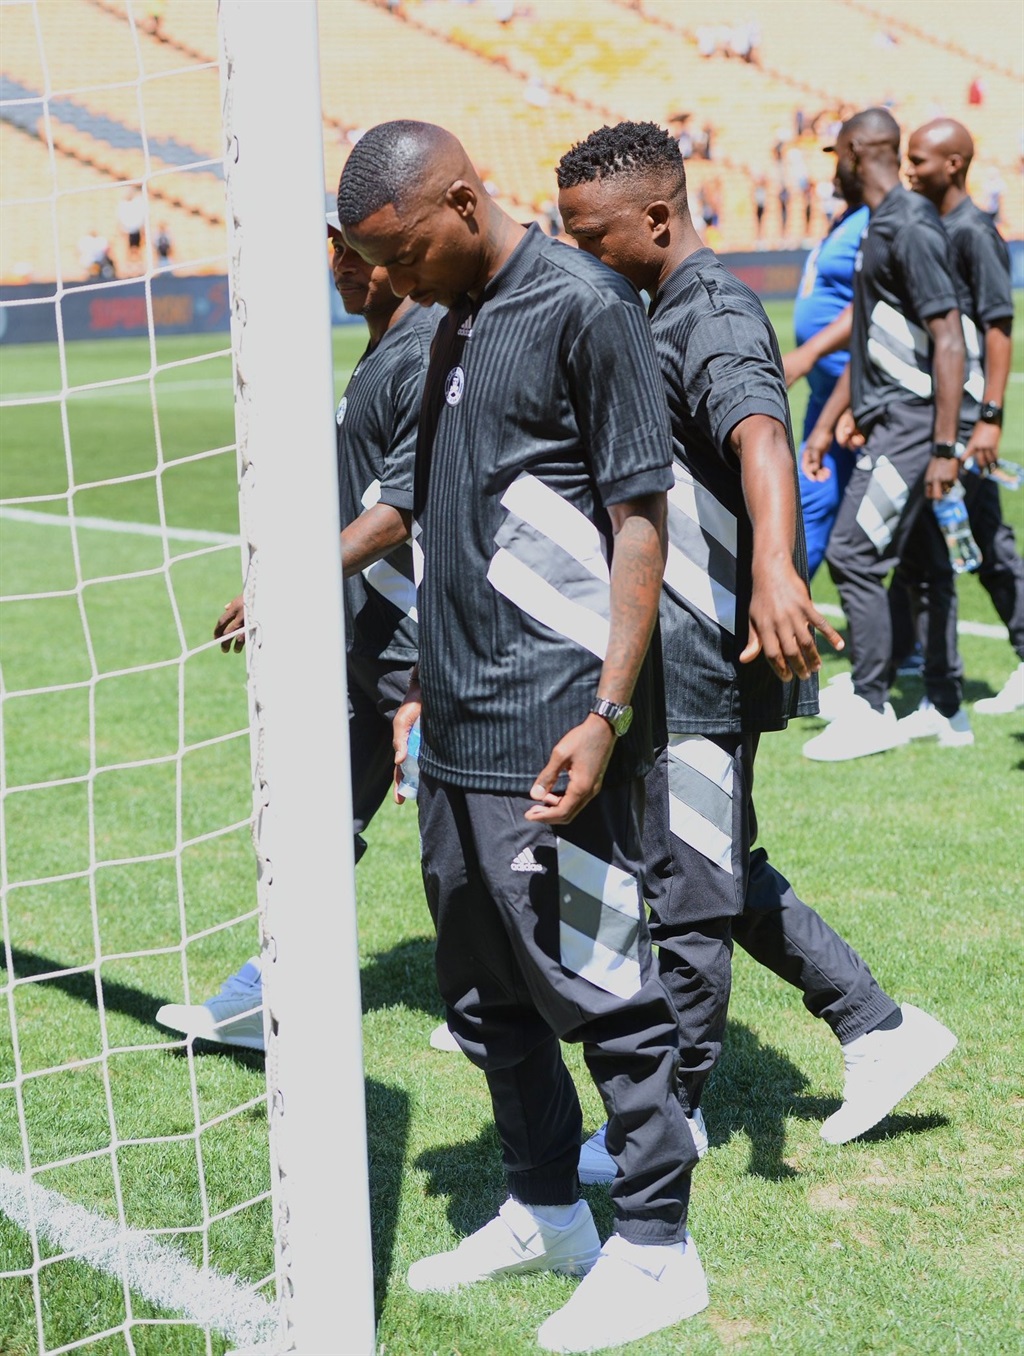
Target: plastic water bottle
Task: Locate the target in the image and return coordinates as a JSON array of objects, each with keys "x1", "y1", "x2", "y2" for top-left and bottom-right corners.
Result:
[
  {"x1": 932, "y1": 482, "x2": 982, "y2": 574},
  {"x1": 963, "y1": 457, "x2": 1023, "y2": 491},
  {"x1": 396, "y1": 721, "x2": 421, "y2": 801}
]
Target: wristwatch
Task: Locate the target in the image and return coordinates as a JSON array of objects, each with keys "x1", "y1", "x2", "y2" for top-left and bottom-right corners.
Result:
[
  {"x1": 978, "y1": 401, "x2": 1003, "y2": 427},
  {"x1": 590, "y1": 698, "x2": 634, "y2": 737},
  {"x1": 932, "y1": 442, "x2": 964, "y2": 459}
]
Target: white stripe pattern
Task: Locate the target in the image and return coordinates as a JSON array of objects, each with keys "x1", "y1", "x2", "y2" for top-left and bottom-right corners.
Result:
[
  {"x1": 362, "y1": 557, "x2": 417, "y2": 622},
  {"x1": 666, "y1": 735, "x2": 735, "y2": 874},
  {"x1": 664, "y1": 464, "x2": 737, "y2": 633},
  {"x1": 556, "y1": 838, "x2": 642, "y2": 998},
  {"x1": 487, "y1": 473, "x2": 610, "y2": 657},
  {"x1": 962, "y1": 315, "x2": 985, "y2": 402},
  {"x1": 500, "y1": 474, "x2": 610, "y2": 582},
  {"x1": 855, "y1": 453, "x2": 909, "y2": 550},
  {"x1": 360, "y1": 477, "x2": 382, "y2": 510},
  {"x1": 867, "y1": 300, "x2": 932, "y2": 398}
]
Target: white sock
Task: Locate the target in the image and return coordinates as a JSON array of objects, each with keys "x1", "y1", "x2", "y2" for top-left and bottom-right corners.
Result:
[{"x1": 527, "y1": 1202, "x2": 579, "y2": 1228}]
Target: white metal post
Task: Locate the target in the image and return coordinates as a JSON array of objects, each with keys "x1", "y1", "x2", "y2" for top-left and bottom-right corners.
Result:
[{"x1": 217, "y1": 3, "x2": 375, "y2": 1352}]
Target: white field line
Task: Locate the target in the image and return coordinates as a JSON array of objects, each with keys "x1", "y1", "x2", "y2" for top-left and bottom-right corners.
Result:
[
  {"x1": 0, "y1": 506, "x2": 239, "y2": 546},
  {"x1": 1, "y1": 378, "x2": 232, "y2": 404},
  {"x1": 816, "y1": 599, "x2": 1007, "y2": 641},
  {"x1": 0, "y1": 508, "x2": 1011, "y2": 639},
  {"x1": 0, "y1": 1166, "x2": 277, "y2": 1349}
]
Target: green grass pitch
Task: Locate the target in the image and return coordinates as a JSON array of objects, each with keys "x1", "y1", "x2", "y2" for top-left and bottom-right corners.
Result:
[{"x1": 0, "y1": 305, "x2": 1022, "y2": 1354}]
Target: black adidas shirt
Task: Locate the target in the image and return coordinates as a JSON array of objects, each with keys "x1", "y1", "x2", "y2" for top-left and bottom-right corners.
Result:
[
  {"x1": 648, "y1": 249, "x2": 816, "y2": 734},
  {"x1": 849, "y1": 184, "x2": 959, "y2": 432},
  {"x1": 414, "y1": 225, "x2": 674, "y2": 793},
  {"x1": 336, "y1": 304, "x2": 440, "y2": 662},
  {"x1": 942, "y1": 195, "x2": 1014, "y2": 417}
]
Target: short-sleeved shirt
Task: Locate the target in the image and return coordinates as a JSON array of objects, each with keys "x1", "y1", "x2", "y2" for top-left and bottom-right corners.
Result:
[
  {"x1": 794, "y1": 203, "x2": 869, "y2": 400},
  {"x1": 849, "y1": 185, "x2": 959, "y2": 431},
  {"x1": 414, "y1": 224, "x2": 674, "y2": 793},
  {"x1": 942, "y1": 195, "x2": 1014, "y2": 416},
  {"x1": 337, "y1": 304, "x2": 440, "y2": 662},
  {"x1": 648, "y1": 248, "x2": 817, "y2": 734}
]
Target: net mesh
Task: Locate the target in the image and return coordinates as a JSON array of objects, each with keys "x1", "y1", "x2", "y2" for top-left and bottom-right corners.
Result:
[{"x1": 1, "y1": 2, "x2": 277, "y2": 1351}]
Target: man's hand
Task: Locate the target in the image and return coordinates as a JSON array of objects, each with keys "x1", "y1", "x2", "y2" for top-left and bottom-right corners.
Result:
[
  {"x1": 924, "y1": 454, "x2": 961, "y2": 501},
  {"x1": 392, "y1": 681, "x2": 422, "y2": 804},
  {"x1": 801, "y1": 427, "x2": 834, "y2": 481},
  {"x1": 834, "y1": 409, "x2": 865, "y2": 450},
  {"x1": 214, "y1": 594, "x2": 245, "y2": 652},
  {"x1": 742, "y1": 558, "x2": 845, "y2": 680},
  {"x1": 526, "y1": 714, "x2": 616, "y2": 826},
  {"x1": 964, "y1": 419, "x2": 1000, "y2": 471}
]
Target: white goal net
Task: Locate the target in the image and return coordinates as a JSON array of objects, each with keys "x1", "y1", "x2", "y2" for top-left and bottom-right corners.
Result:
[{"x1": 0, "y1": 2, "x2": 371, "y2": 1351}]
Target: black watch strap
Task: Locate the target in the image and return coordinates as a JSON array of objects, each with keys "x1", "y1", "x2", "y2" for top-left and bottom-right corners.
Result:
[{"x1": 978, "y1": 401, "x2": 1003, "y2": 426}]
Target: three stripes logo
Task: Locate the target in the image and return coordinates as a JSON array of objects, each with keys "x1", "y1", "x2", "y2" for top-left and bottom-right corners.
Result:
[{"x1": 510, "y1": 846, "x2": 546, "y2": 874}]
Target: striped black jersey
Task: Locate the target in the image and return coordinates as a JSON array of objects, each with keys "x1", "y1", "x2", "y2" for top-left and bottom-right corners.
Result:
[
  {"x1": 414, "y1": 224, "x2": 674, "y2": 793},
  {"x1": 849, "y1": 185, "x2": 960, "y2": 433},
  {"x1": 648, "y1": 249, "x2": 817, "y2": 734},
  {"x1": 337, "y1": 303, "x2": 440, "y2": 663},
  {"x1": 942, "y1": 195, "x2": 1014, "y2": 417}
]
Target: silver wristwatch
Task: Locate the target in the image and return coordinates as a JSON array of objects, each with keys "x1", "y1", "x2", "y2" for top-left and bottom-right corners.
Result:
[{"x1": 590, "y1": 698, "x2": 634, "y2": 737}]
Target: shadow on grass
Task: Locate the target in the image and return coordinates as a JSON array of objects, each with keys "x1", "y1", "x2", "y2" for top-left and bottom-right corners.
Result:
[
  {"x1": 365, "y1": 1078, "x2": 411, "y2": 1312},
  {"x1": 703, "y1": 1019, "x2": 808, "y2": 1180},
  {"x1": 359, "y1": 936, "x2": 441, "y2": 1021},
  {"x1": 1, "y1": 944, "x2": 263, "y2": 1070}
]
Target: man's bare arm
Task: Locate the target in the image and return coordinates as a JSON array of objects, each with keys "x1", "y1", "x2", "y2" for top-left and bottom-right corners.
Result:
[{"x1": 341, "y1": 502, "x2": 412, "y2": 578}]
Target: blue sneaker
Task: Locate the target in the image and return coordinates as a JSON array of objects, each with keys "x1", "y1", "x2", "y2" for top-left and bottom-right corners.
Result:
[{"x1": 156, "y1": 958, "x2": 265, "y2": 1050}]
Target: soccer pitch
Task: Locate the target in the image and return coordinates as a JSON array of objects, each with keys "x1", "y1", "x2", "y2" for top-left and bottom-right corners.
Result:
[{"x1": 1, "y1": 310, "x2": 1022, "y2": 1354}]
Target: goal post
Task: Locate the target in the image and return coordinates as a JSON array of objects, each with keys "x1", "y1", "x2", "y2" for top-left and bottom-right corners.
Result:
[{"x1": 217, "y1": 3, "x2": 374, "y2": 1352}]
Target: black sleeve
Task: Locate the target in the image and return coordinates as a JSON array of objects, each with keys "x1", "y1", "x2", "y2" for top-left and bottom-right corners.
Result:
[
  {"x1": 377, "y1": 341, "x2": 427, "y2": 514},
  {"x1": 963, "y1": 225, "x2": 1014, "y2": 329},
  {"x1": 682, "y1": 302, "x2": 790, "y2": 457},
  {"x1": 567, "y1": 297, "x2": 674, "y2": 507},
  {"x1": 893, "y1": 218, "x2": 959, "y2": 322}
]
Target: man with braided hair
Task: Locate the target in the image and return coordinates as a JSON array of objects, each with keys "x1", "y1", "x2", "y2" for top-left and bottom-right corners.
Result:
[{"x1": 556, "y1": 121, "x2": 956, "y2": 1162}]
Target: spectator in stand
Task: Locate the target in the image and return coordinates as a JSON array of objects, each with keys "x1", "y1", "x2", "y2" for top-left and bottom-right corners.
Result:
[
  {"x1": 116, "y1": 188, "x2": 146, "y2": 272},
  {"x1": 897, "y1": 117, "x2": 1023, "y2": 717},
  {"x1": 78, "y1": 227, "x2": 115, "y2": 280},
  {"x1": 778, "y1": 180, "x2": 790, "y2": 237},
  {"x1": 154, "y1": 222, "x2": 173, "y2": 266},
  {"x1": 753, "y1": 176, "x2": 767, "y2": 243},
  {"x1": 967, "y1": 76, "x2": 985, "y2": 107},
  {"x1": 700, "y1": 122, "x2": 714, "y2": 161}
]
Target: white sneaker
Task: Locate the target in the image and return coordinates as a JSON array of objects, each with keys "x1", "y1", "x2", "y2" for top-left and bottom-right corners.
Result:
[
  {"x1": 815, "y1": 671, "x2": 855, "y2": 722},
  {"x1": 897, "y1": 697, "x2": 974, "y2": 747},
  {"x1": 802, "y1": 696, "x2": 908, "y2": 762},
  {"x1": 820, "y1": 1004, "x2": 958, "y2": 1145},
  {"x1": 536, "y1": 1230, "x2": 709, "y2": 1353},
  {"x1": 407, "y1": 1197, "x2": 600, "y2": 1294},
  {"x1": 156, "y1": 958, "x2": 265, "y2": 1051},
  {"x1": 429, "y1": 1022, "x2": 462, "y2": 1052},
  {"x1": 578, "y1": 1108, "x2": 708, "y2": 1186},
  {"x1": 974, "y1": 661, "x2": 1024, "y2": 714}
]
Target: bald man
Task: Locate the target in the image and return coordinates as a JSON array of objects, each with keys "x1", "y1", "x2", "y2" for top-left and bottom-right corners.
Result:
[
  {"x1": 802, "y1": 108, "x2": 969, "y2": 762},
  {"x1": 897, "y1": 118, "x2": 1023, "y2": 716},
  {"x1": 338, "y1": 121, "x2": 708, "y2": 1352}
]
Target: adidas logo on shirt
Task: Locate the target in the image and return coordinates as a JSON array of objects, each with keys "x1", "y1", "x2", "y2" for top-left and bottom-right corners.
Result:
[{"x1": 510, "y1": 846, "x2": 546, "y2": 874}]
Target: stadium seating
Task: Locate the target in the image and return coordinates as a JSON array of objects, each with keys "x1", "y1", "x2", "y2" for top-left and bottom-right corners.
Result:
[{"x1": 2, "y1": 0, "x2": 1020, "y2": 282}]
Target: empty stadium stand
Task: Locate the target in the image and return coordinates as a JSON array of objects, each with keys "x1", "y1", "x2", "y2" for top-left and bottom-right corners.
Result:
[{"x1": 2, "y1": 0, "x2": 1020, "y2": 283}]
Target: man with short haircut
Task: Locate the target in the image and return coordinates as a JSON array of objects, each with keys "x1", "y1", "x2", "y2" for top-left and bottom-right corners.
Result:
[
  {"x1": 156, "y1": 214, "x2": 438, "y2": 1051},
  {"x1": 556, "y1": 121, "x2": 956, "y2": 1156},
  {"x1": 801, "y1": 108, "x2": 969, "y2": 761},
  {"x1": 900, "y1": 117, "x2": 1022, "y2": 716},
  {"x1": 339, "y1": 119, "x2": 708, "y2": 1354}
]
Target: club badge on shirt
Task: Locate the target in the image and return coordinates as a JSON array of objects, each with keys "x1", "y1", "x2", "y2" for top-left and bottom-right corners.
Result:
[
  {"x1": 445, "y1": 366, "x2": 466, "y2": 406},
  {"x1": 336, "y1": 397, "x2": 347, "y2": 426}
]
